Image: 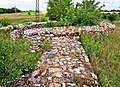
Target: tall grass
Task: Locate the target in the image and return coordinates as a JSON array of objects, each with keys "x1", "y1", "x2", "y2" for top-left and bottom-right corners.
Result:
[{"x1": 80, "y1": 23, "x2": 120, "y2": 87}]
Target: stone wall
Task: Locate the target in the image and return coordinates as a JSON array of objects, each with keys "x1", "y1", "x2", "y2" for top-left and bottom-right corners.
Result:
[
  {"x1": 10, "y1": 22, "x2": 115, "y2": 50},
  {"x1": 8, "y1": 22, "x2": 116, "y2": 87}
]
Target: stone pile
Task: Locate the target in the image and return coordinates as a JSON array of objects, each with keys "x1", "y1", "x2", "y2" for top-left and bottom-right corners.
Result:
[{"x1": 8, "y1": 22, "x2": 115, "y2": 87}]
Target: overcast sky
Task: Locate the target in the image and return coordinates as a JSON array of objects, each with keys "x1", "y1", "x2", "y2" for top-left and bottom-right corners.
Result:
[{"x1": 0, "y1": 0, "x2": 120, "y2": 11}]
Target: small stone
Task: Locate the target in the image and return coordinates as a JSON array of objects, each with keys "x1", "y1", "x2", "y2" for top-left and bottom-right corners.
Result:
[
  {"x1": 79, "y1": 67, "x2": 85, "y2": 72},
  {"x1": 68, "y1": 68, "x2": 74, "y2": 73},
  {"x1": 62, "y1": 82, "x2": 66, "y2": 87},
  {"x1": 94, "y1": 80, "x2": 99, "y2": 85},
  {"x1": 90, "y1": 80, "x2": 99, "y2": 86},
  {"x1": 62, "y1": 65, "x2": 67, "y2": 70},
  {"x1": 80, "y1": 75, "x2": 85, "y2": 78},
  {"x1": 68, "y1": 62, "x2": 72, "y2": 65},
  {"x1": 49, "y1": 68, "x2": 62, "y2": 73},
  {"x1": 47, "y1": 77, "x2": 52, "y2": 81},
  {"x1": 67, "y1": 83, "x2": 76, "y2": 86},
  {"x1": 72, "y1": 61, "x2": 77, "y2": 64},
  {"x1": 49, "y1": 83, "x2": 61, "y2": 87},
  {"x1": 72, "y1": 58, "x2": 79, "y2": 61},
  {"x1": 33, "y1": 84, "x2": 41, "y2": 87},
  {"x1": 47, "y1": 59, "x2": 53, "y2": 65},
  {"x1": 73, "y1": 68, "x2": 81, "y2": 74},
  {"x1": 91, "y1": 73, "x2": 97, "y2": 80},
  {"x1": 54, "y1": 72, "x2": 63, "y2": 77},
  {"x1": 41, "y1": 70, "x2": 47, "y2": 76},
  {"x1": 64, "y1": 52, "x2": 69, "y2": 55},
  {"x1": 80, "y1": 64, "x2": 84, "y2": 67},
  {"x1": 54, "y1": 63, "x2": 60, "y2": 67},
  {"x1": 41, "y1": 77, "x2": 47, "y2": 83},
  {"x1": 84, "y1": 56, "x2": 89, "y2": 62},
  {"x1": 83, "y1": 85, "x2": 88, "y2": 87},
  {"x1": 31, "y1": 50, "x2": 35, "y2": 52},
  {"x1": 59, "y1": 62, "x2": 64, "y2": 66},
  {"x1": 53, "y1": 78, "x2": 62, "y2": 83},
  {"x1": 66, "y1": 57, "x2": 71, "y2": 61}
]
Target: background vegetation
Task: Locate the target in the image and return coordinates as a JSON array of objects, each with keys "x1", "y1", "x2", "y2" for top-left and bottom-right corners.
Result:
[{"x1": 0, "y1": 7, "x2": 21, "y2": 14}]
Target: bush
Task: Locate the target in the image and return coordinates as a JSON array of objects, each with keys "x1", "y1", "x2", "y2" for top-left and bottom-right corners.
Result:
[
  {"x1": 0, "y1": 18, "x2": 12, "y2": 26},
  {"x1": 0, "y1": 30, "x2": 40, "y2": 86},
  {"x1": 28, "y1": 12, "x2": 31, "y2": 15},
  {"x1": 107, "y1": 14, "x2": 118, "y2": 22}
]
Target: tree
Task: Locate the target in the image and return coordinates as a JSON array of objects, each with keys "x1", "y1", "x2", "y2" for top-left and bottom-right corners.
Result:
[
  {"x1": 47, "y1": 0, "x2": 73, "y2": 21},
  {"x1": 75, "y1": 0, "x2": 102, "y2": 25},
  {"x1": 47, "y1": 0, "x2": 103, "y2": 26}
]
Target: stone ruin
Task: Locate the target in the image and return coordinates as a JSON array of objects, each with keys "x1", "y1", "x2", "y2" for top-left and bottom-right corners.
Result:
[{"x1": 8, "y1": 22, "x2": 115, "y2": 87}]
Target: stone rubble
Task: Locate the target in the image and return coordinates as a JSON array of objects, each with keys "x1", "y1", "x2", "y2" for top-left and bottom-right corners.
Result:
[{"x1": 8, "y1": 22, "x2": 115, "y2": 87}]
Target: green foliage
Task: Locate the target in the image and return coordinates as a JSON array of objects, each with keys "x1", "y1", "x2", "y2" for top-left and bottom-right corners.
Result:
[
  {"x1": 107, "y1": 13, "x2": 119, "y2": 22},
  {"x1": 47, "y1": 0, "x2": 73, "y2": 21},
  {"x1": 45, "y1": 22, "x2": 56, "y2": 27},
  {"x1": 0, "y1": 30, "x2": 40, "y2": 85},
  {"x1": 80, "y1": 32, "x2": 101, "y2": 57},
  {"x1": 28, "y1": 12, "x2": 31, "y2": 15},
  {"x1": 0, "y1": 7, "x2": 21, "y2": 14},
  {"x1": 47, "y1": 0, "x2": 102, "y2": 26},
  {"x1": 101, "y1": 13, "x2": 120, "y2": 21},
  {"x1": 72, "y1": 76, "x2": 80, "y2": 84},
  {"x1": 40, "y1": 17, "x2": 47, "y2": 22},
  {"x1": 0, "y1": 18, "x2": 12, "y2": 26},
  {"x1": 41, "y1": 40, "x2": 52, "y2": 50}
]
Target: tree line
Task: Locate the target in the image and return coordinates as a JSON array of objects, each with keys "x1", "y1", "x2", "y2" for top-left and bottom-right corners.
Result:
[{"x1": 0, "y1": 7, "x2": 21, "y2": 14}]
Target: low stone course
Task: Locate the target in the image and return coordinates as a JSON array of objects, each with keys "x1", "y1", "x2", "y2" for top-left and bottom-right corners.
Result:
[{"x1": 7, "y1": 22, "x2": 115, "y2": 87}]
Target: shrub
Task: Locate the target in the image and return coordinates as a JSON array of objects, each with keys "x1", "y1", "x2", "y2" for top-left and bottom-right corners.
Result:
[
  {"x1": 107, "y1": 14, "x2": 118, "y2": 22},
  {"x1": 28, "y1": 12, "x2": 31, "y2": 15},
  {"x1": 0, "y1": 18, "x2": 12, "y2": 26},
  {"x1": 0, "y1": 30, "x2": 40, "y2": 86}
]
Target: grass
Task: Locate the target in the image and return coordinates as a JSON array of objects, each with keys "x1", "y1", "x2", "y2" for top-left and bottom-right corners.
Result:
[
  {"x1": 0, "y1": 12, "x2": 46, "y2": 19},
  {"x1": 0, "y1": 12, "x2": 46, "y2": 26},
  {"x1": 0, "y1": 29, "x2": 41, "y2": 86},
  {"x1": 72, "y1": 75, "x2": 80, "y2": 84},
  {"x1": 41, "y1": 40, "x2": 53, "y2": 50},
  {"x1": 80, "y1": 21, "x2": 120, "y2": 87}
]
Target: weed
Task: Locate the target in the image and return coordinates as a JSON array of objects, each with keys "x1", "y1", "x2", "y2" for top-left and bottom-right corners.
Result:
[
  {"x1": 72, "y1": 76, "x2": 80, "y2": 84},
  {"x1": 41, "y1": 40, "x2": 52, "y2": 50}
]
